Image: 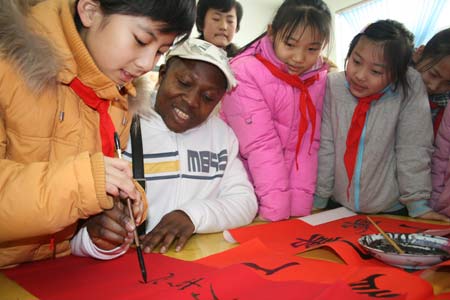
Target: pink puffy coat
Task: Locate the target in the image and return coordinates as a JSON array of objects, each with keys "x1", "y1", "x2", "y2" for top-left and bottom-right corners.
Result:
[
  {"x1": 220, "y1": 35, "x2": 328, "y2": 221},
  {"x1": 431, "y1": 104, "x2": 450, "y2": 217}
]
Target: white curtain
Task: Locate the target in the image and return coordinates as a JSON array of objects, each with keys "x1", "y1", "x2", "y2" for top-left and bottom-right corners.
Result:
[{"x1": 335, "y1": 0, "x2": 450, "y2": 70}]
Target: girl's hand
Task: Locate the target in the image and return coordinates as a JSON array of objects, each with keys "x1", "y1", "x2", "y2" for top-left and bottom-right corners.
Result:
[
  {"x1": 141, "y1": 210, "x2": 195, "y2": 254},
  {"x1": 417, "y1": 211, "x2": 450, "y2": 223},
  {"x1": 103, "y1": 156, "x2": 144, "y2": 224},
  {"x1": 86, "y1": 199, "x2": 135, "y2": 250}
]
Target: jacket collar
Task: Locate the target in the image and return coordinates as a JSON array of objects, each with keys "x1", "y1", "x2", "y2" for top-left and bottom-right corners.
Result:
[{"x1": 253, "y1": 35, "x2": 328, "y2": 80}]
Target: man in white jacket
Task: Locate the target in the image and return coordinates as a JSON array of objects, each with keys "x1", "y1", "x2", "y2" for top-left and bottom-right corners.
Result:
[
  {"x1": 133, "y1": 38, "x2": 257, "y2": 253},
  {"x1": 74, "y1": 38, "x2": 257, "y2": 258}
]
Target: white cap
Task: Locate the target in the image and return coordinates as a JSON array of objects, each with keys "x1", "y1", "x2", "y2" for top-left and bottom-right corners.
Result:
[{"x1": 165, "y1": 38, "x2": 237, "y2": 91}]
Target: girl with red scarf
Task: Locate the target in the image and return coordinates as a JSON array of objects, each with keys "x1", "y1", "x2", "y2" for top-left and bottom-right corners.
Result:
[{"x1": 314, "y1": 20, "x2": 449, "y2": 222}]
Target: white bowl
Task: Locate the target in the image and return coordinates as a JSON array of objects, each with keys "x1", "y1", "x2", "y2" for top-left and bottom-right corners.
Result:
[{"x1": 358, "y1": 233, "x2": 450, "y2": 269}]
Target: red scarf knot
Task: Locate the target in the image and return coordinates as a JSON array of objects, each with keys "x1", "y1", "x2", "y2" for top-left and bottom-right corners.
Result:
[
  {"x1": 344, "y1": 92, "x2": 383, "y2": 199},
  {"x1": 429, "y1": 100, "x2": 445, "y2": 138},
  {"x1": 255, "y1": 54, "x2": 318, "y2": 170},
  {"x1": 69, "y1": 77, "x2": 116, "y2": 157}
]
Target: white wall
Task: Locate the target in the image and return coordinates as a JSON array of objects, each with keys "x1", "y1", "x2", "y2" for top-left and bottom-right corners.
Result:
[
  {"x1": 232, "y1": 0, "x2": 282, "y2": 47},
  {"x1": 324, "y1": 0, "x2": 360, "y2": 65}
]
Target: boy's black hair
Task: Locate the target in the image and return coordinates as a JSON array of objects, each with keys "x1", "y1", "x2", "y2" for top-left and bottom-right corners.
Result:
[
  {"x1": 346, "y1": 19, "x2": 414, "y2": 98},
  {"x1": 74, "y1": 0, "x2": 196, "y2": 43},
  {"x1": 235, "y1": 0, "x2": 331, "y2": 57},
  {"x1": 416, "y1": 27, "x2": 450, "y2": 71},
  {"x1": 196, "y1": 0, "x2": 243, "y2": 57}
]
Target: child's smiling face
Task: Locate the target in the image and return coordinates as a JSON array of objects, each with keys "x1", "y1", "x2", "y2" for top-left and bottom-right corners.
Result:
[
  {"x1": 155, "y1": 58, "x2": 227, "y2": 133},
  {"x1": 346, "y1": 36, "x2": 391, "y2": 98},
  {"x1": 270, "y1": 25, "x2": 325, "y2": 76}
]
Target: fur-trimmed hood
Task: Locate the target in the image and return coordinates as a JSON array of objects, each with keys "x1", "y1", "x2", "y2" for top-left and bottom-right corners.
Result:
[
  {"x1": 0, "y1": 0, "x2": 150, "y2": 113},
  {"x1": 0, "y1": 0, "x2": 59, "y2": 93}
]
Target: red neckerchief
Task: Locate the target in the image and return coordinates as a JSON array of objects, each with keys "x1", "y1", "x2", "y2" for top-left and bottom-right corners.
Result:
[
  {"x1": 255, "y1": 54, "x2": 319, "y2": 169},
  {"x1": 429, "y1": 100, "x2": 444, "y2": 138},
  {"x1": 69, "y1": 77, "x2": 116, "y2": 157},
  {"x1": 344, "y1": 92, "x2": 383, "y2": 199}
]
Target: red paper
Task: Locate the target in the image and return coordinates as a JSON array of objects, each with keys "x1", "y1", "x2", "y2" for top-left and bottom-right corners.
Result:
[
  {"x1": 4, "y1": 249, "x2": 373, "y2": 300},
  {"x1": 148, "y1": 264, "x2": 373, "y2": 300},
  {"x1": 227, "y1": 216, "x2": 450, "y2": 267},
  {"x1": 4, "y1": 250, "x2": 214, "y2": 300},
  {"x1": 199, "y1": 239, "x2": 433, "y2": 300}
]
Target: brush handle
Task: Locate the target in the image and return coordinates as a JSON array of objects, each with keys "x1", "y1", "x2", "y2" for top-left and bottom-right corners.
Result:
[{"x1": 367, "y1": 216, "x2": 405, "y2": 254}]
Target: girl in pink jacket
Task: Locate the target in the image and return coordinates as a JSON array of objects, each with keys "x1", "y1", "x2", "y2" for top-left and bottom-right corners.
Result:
[
  {"x1": 429, "y1": 31, "x2": 450, "y2": 217},
  {"x1": 220, "y1": 0, "x2": 332, "y2": 221},
  {"x1": 432, "y1": 104, "x2": 450, "y2": 217}
]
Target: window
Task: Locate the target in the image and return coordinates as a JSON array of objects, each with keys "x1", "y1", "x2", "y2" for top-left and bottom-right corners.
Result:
[{"x1": 335, "y1": 0, "x2": 450, "y2": 70}]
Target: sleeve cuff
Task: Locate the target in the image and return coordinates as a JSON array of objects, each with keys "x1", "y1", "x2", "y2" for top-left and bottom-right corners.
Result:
[
  {"x1": 90, "y1": 152, "x2": 113, "y2": 210},
  {"x1": 405, "y1": 199, "x2": 432, "y2": 217},
  {"x1": 70, "y1": 227, "x2": 128, "y2": 260},
  {"x1": 314, "y1": 194, "x2": 329, "y2": 209}
]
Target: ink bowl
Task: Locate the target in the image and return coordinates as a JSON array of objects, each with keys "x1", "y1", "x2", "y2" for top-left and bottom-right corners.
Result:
[{"x1": 358, "y1": 233, "x2": 450, "y2": 269}]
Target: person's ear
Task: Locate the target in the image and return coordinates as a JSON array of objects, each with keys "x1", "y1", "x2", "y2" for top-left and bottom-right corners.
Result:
[
  {"x1": 77, "y1": 0, "x2": 102, "y2": 28},
  {"x1": 267, "y1": 24, "x2": 274, "y2": 42},
  {"x1": 412, "y1": 45, "x2": 425, "y2": 64},
  {"x1": 158, "y1": 64, "x2": 167, "y2": 85}
]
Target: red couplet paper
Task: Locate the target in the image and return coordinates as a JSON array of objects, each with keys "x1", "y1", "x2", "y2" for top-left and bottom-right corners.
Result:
[
  {"x1": 4, "y1": 249, "x2": 374, "y2": 300},
  {"x1": 198, "y1": 238, "x2": 434, "y2": 300},
  {"x1": 4, "y1": 250, "x2": 214, "y2": 300},
  {"x1": 226, "y1": 215, "x2": 450, "y2": 267},
  {"x1": 149, "y1": 264, "x2": 374, "y2": 300}
]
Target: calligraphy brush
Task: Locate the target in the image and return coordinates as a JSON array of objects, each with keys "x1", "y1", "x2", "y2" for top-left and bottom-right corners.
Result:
[
  {"x1": 366, "y1": 216, "x2": 405, "y2": 254},
  {"x1": 114, "y1": 132, "x2": 148, "y2": 283}
]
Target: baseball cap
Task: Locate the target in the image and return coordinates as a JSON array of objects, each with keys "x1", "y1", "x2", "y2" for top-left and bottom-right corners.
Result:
[{"x1": 165, "y1": 38, "x2": 237, "y2": 91}]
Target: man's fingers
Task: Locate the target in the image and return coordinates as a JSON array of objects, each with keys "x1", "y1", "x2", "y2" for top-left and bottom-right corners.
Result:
[
  {"x1": 158, "y1": 231, "x2": 178, "y2": 254},
  {"x1": 142, "y1": 231, "x2": 163, "y2": 253},
  {"x1": 174, "y1": 232, "x2": 191, "y2": 252}
]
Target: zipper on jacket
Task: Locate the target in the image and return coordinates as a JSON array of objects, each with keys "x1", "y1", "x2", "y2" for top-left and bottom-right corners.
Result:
[{"x1": 58, "y1": 96, "x2": 66, "y2": 122}]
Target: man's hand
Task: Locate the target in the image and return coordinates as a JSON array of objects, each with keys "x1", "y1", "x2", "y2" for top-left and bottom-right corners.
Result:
[
  {"x1": 86, "y1": 199, "x2": 136, "y2": 250},
  {"x1": 141, "y1": 210, "x2": 195, "y2": 253}
]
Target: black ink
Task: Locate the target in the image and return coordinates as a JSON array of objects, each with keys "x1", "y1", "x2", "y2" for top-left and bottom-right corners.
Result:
[
  {"x1": 342, "y1": 218, "x2": 371, "y2": 234},
  {"x1": 191, "y1": 284, "x2": 237, "y2": 300},
  {"x1": 350, "y1": 274, "x2": 401, "y2": 298},
  {"x1": 339, "y1": 240, "x2": 373, "y2": 260},
  {"x1": 173, "y1": 278, "x2": 205, "y2": 290},
  {"x1": 291, "y1": 234, "x2": 341, "y2": 248},
  {"x1": 242, "y1": 262, "x2": 300, "y2": 275},
  {"x1": 148, "y1": 273, "x2": 175, "y2": 285}
]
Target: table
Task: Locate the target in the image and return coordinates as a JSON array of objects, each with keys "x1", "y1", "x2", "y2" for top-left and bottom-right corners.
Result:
[{"x1": 1, "y1": 215, "x2": 449, "y2": 299}]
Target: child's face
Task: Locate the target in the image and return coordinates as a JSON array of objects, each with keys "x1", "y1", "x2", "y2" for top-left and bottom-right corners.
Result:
[
  {"x1": 346, "y1": 37, "x2": 390, "y2": 98},
  {"x1": 416, "y1": 55, "x2": 450, "y2": 95},
  {"x1": 155, "y1": 59, "x2": 227, "y2": 133},
  {"x1": 202, "y1": 8, "x2": 238, "y2": 49},
  {"x1": 79, "y1": 5, "x2": 177, "y2": 85},
  {"x1": 270, "y1": 25, "x2": 324, "y2": 76}
]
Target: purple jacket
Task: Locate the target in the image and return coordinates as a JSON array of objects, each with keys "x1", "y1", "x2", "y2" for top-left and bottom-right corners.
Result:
[
  {"x1": 220, "y1": 35, "x2": 328, "y2": 221},
  {"x1": 431, "y1": 104, "x2": 450, "y2": 217}
]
